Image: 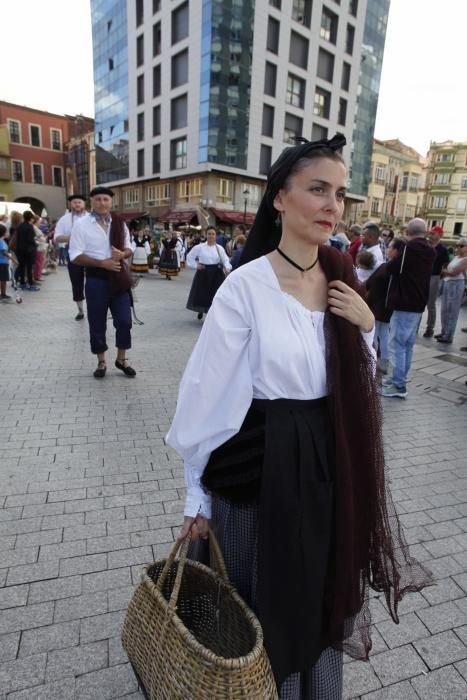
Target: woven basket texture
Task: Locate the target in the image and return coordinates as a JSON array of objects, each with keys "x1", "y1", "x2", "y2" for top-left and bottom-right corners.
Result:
[{"x1": 122, "y1": 534, "x2": 278, "y2": 699}]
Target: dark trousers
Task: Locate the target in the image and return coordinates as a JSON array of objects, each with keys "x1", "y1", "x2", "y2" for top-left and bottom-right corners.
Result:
[
  {"x1": 67, "y1": 261, "x2": 85, "y2": 302},
  {"x1": 85, "y1": 276, "x2": 132, "y2": 354},
  {"x1": 16, "y1": 251, "x2": 35, "y2": 286}
]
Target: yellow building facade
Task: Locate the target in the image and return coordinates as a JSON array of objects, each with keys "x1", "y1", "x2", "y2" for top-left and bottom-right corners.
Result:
[{"x1": 424, "y1": 140, "x2": 467, "y2": 237}]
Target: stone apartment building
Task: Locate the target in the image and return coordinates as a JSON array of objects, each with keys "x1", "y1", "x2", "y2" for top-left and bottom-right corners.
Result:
[{"x1": 424, "y1": 140, "x2": 467, "y2": 237}]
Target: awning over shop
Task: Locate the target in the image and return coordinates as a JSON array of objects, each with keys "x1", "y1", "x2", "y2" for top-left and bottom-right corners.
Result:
[
  {"x1": 162, "y1": 208, "x2": 198, "y2": 224},
  {"x1": 211, "y1": 208, "x2": 255, "y2": 226},
  {"x1": 119, "y1": 211, "x2": 148, "y2": 221}
]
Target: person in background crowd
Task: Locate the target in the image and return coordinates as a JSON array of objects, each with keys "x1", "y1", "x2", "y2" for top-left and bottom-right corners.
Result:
[
  {"x1": 227, "y1": 223, "x2": 247, "y2": 256},
  {"x1": 355, "y1": 251, "x2": 376, "y2": 283},
  {"x1": 55, "y1": 194, "x2": 88, "y2": 320},
  {"x1": 229, "y1": 234, "x2": 247, "y2": 270},
  {"x1": 334, "y1": 221, "x2": 350, "y2": 251},
  {"x1": 216, "y1": 228, "x2": 228, "y2": 250},
  {"x1": 186, "y1": 225, "x2": 231, "y2": 320},
  {"x1": 0, "y1": 224, "x2": 14, "y2": 300},
  {"x1": 32, "y1": 215, "x2": 47, "y2": 282},
  {"x1": 360, "y1": 223, "x2": 385, "y2": 268},
  {"x1": 158, "y1": 230, "x2": 182, "y2": 280},
  {"x1": 16, "y1": 211, "x2": 39, "y2": 292},
  {"x1": 382, "y1": 218, "x2": 435, "y2": 398},
  {"x1": 130, "y1": 229, "x2": 151, "y2": 274},
  {"x1": 423, "y1": 226, "x2": 450, "y2": 338},
  {"x1": 69, "y1": 186, "x2": 136, "y2": 379},
  {"x1": 381, "y1": 229, "x2": 394, "y2": 259},
  {"x1": 435, "y1": 238, "x2": 467, "y2": 344},
  {"x1": 347, "y1": 224, "x2": 362, "y2": 263}
]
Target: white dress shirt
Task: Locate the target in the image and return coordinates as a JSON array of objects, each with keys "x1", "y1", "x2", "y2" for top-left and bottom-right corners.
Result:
[
  {"x1": 69, "y1": 214, "x2": 130, "y2": 262},
  {"x1": 186, "y1": 242, "x2": 232, "y2": 271},
  {"x1": 364, "y1": 243, "x2": 385, "y2": 268},
  {"x1": 166, "y1": 256, "x2": 376, "y2": 519},
  {"x1": 54, "y1": 211, "x2": 88, "y2": 243}
]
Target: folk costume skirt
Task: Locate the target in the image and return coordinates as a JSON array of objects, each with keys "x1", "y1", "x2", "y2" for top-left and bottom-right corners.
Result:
[
  {"x1": 186, "y1": 263, "x2": 225, "y2": 314},
  {"x1": 192, "y1": 397, "x2": 343, "y2": 700},
  {"x1": 158, "y1": 248, "x2": 179, "y2": 277},
  {"x1": 130, "y1": 246, "x2": 149, "y2": 273}
]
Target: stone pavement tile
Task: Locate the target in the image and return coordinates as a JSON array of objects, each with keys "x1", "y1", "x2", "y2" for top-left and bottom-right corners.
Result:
[
  {"x1": 107, "y1": 545, "x2": 153, "y2": 569},
  {"x1": 129, "y1": 528, "x2": 173, "y2": 547},
  {"x1": 426, "y1": 505, "x2": 464, "y2": 522},
  {"x1": 411, "y1": 665, "x2": 467, "y2": 700},
  {"x1": 38, "y1": 539, "x2": 86, "y2": 561},
  {"x1": 147, "y1": 513, "x2": 186, "y2": 530},
  {"x1": 80, "y1": 610, "x2": 125, "y2": 644},
  {"x1": 86, "y1": 533, "x2": 131, "y2": 554},
  {"x1": 369, "y1": 645, "x2": 427, "y2": 686},
  {"x1": 59, "y1": 552, "x2": 108, "y2": 577},
  {"x1": 19, "y1": 620, "x2": 79, "y2": 657},
  {"x1": 395, "y1": 591, "x2": 429, "y2": 616},
  {"x1": 63, "y1": 522, "x2": 107, "y2": 541},
  {"x1": 423, "y1": 536, "x2": 464, "y2": 558},
  {"x1": 456, "y1": 658, "x2": 467, "y2": 681},
  {"x1": 6, "y1": 559, "x2": 59, "y2": 586},
  {"x1": 4, "y1": 493, "x2": 47, "y2": 508},
  {"x1": 416, "y1": 600, "x2": 467, "y2": 634},
  {"x1": 41, "y1": 512, "x2": 84, "y2": 531},
  {"x1": 425, "y1": 520, "x2": 464, "y2": 539},
  {"x1": 108, "y1": 636, "x2": 127, "y2": 666},
  {"x1": 54, "y1": 591, "x2": 108, "y2": 622},
  {"x1": 81, "y1": 567, "x2": 132, "y2": 594},
  {"x1": 75, "y1": 662, "x2": 138, "y2": 700},
  {"x1": 426, "y1": 555, "x2": 466, "y2": 579},
  {"x1": 28, "y1": 575, "x2": 82, "y2": 604},
  {"x1": 15, "y1": 529, "x2": 62, "y2": 549},
  {"x1": 376, "y1": 612, "x2": 430, "y2": 649},
  {"x1": 85, "y1": 507, "x2": 125, "y2": 523},
  {"x1": 65, "y1": 497, "x2": 105, "y2": 513},
  {"x1": 343, "y1": 660, "x2": 381, "y2": 698},
  {"x1": 421, "y1": 576, "x2": 465, "y2": 605},
  {"x1": 0, "y1": 584, "x2": 28, "y2": 610},
  {"x1": 22, "y1": 502, "x2": 65, "y2": 519},
  {"x1": 413, "y1": 630, "x2": 467, "y2": 670},
  {"x1": 0, "y1": 547, "x2": 38, "y2": 569},
  {"x1": 45, "y1": 639, "x2": 108, "y2": 681},
  {"x1": 0, "y1": 632, "x2": 20, "y2": 662},
  {"x1": 0, "y1": 508, "x2": 23, "y2": 522},
  {"x1": 108, "y1": 585, "x2": 136, "y2": 612},
  {"x1": 124, "y1": 502, "x2": 164, "y2": 519},
  {"x1": 0, "y1": 653, "x2": 47, "y2": 694},
  {"x1": 361, "y1": 680, "x2": 419, "y2": 699},
  {"x1": 106, "y1": 517, "x2": 148, "y2": 535},
  {"x1": 5, "y1": 677, "x2": 76, "y2": 700}
]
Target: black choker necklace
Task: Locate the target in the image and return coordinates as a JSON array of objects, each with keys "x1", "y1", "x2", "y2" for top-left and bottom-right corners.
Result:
[{"x1": 276, "y1": 247, "x2": 319, "y2": 272}]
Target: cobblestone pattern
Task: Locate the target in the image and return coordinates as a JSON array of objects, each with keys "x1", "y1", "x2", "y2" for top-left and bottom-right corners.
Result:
[{"x1": 0, "y1": 269, "x2": 466, "y2": 699}]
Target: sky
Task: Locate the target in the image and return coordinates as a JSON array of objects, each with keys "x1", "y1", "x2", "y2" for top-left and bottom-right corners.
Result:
[{"x1": 2, "y1": 0, "x2": 466, "y2": 157}]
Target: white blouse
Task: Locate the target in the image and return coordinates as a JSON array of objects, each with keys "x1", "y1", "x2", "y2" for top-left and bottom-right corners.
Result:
[
  {"x1": 445, "y1": 255, "x2": 467, "y2": 282},
  {"x1": 166, "y1": 256, "x2": 375, "y2": 519},
  {"x1": 186, "y1": 242, "x2": 232, "y2": 271}
]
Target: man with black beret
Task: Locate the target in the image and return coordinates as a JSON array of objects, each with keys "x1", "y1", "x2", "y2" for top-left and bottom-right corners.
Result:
[
  {"x1": 55, "y1": 194, "x2": 88, "y2": 320},
  {"x1": 69, "y1": 186, "x2": 136, "y2": 378}
]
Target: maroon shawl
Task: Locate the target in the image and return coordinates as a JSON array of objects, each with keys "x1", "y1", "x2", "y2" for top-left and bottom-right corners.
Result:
[{"x1": 109, "y1": 214, "x2": 134, "y2": 293}]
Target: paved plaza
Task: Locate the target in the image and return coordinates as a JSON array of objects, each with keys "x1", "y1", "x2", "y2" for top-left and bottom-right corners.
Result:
[{"x1": 0, "y1": 267, "x2": 467, "y2": 700}]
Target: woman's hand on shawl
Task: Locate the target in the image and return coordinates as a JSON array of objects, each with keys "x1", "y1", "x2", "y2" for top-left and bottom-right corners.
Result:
[
  {"x1": 177, "y1": 515, "x2": 209, "y2": 542},
  {"x1": 328, "y1": 280, "x2": 374, "y2": 333}
]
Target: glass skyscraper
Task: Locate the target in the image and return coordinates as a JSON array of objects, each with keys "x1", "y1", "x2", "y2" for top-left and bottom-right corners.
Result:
[{"x1": 91, "y1": 0, "x2": 129, "y2": 183}]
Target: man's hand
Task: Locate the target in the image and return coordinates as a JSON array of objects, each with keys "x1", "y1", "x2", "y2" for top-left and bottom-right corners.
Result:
[
  {"x1": 111, "y1": 246, "x2": 124, "y2": 261},
  {"x1": 101, "y1": 258, "x2": 121, "y2": 272}
]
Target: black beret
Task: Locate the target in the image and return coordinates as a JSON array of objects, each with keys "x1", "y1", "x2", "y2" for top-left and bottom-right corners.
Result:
[
  {"x1": 67, "y1": 193, "x2": 87, "y2": 202},
  {"x1": 89, "y1": 186, "x2": 114, "y2": 198}
]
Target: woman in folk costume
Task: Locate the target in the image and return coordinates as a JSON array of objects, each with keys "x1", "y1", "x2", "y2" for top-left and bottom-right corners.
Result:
[
  {"x1": 130, "y1": 229, "x2": 151, "y2": 274},
  {"x1": 166, "y1": 135, "x2": 431, "y2": 699},
  {"x1": 158, "y1": 231, "x2": 181, "y2": 280},
  {"x1": 185, "y1": 226, "x2": 232, "y2": 320}
]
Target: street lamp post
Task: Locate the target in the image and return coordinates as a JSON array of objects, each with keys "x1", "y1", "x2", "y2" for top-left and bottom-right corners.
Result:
[{"x1": 243, "y1": 188, "x2": 250, "y2": 226}]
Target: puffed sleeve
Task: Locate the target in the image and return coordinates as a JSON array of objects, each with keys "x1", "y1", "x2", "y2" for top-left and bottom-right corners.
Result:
[
  {"x1": 68, "y1": 220, "x2": 86, "y2": 262},
  {"x1": 186, "y1": 243, "x2": 201, "y2": 269},
  {"x1": 166, "y1": 277, "x2": 253, "y2": 517},
  {"x1": 219, "y1": 245, "x2": 232, "y2": 272}
]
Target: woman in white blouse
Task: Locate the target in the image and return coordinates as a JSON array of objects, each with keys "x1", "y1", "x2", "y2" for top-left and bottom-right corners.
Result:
[
  {"x1": 185, "y1": 226, "x2": 231, "y2": 319},
  {"x1": 167, "y1": 136, "x2": 430, "y2": 699},
  {"x1": 437, "y1": 238, "x2": 467, "y2": 343}
]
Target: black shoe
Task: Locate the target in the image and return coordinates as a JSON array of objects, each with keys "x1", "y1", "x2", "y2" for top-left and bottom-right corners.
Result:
[
  {"x1": 115, "y1": 359, "x2": 136, "y2": 377},
  {"x1": 434, "y1": 334, "x2": 443, "y2": 339},
  {"x1": 75, "y1": 313, "x2": 84, "y2": 321},
  {"x1": 423, "y1": 329, "x2": 433, "y2": 338},
  {"x1": 436, "y1": 337, "x2": 452, "y2": 343},
  {"x1": 197, "y1": 312, "x2": 203, "y2": 320},
  {"x1": 461, "y1": 328, "x2": 467, "y2": 333},
  {"x1": 460, "y1": 347, "x2": 467, "y2": 352},
  {"x1": 93, "y1": 362, "x2": 106, "y2": 378}
]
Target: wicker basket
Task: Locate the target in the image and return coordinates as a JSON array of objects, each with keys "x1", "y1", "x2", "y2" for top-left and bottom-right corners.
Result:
[{"x1": 122, "y1": 531, "x2": 278, "y2": 699}]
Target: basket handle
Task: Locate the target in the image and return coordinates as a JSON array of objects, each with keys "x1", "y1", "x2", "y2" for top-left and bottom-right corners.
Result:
[{"x1": 156, "y1": 527, "x2": 230, "y2": 610}]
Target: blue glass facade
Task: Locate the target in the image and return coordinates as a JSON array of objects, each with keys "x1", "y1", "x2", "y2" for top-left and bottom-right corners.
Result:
[
  {"x1": 91, "y1": 0, "x2": 129, "y2": 183},
  {"x1": 349, "y1": 0, "x2": 390, "y2": 197},
  {"x1": 199, "y1": 0, "x2": 254, "y2": 169}
]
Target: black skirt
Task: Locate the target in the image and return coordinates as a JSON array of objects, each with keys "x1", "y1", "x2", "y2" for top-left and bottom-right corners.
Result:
[{"x1": 186, "y1": 263, "x2": 225, "y2": 313}]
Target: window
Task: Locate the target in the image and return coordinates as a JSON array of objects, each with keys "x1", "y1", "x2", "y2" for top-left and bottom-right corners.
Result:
[
  {"x1": 172, "y1": 50, "x2": 188, "y2": 88},
  {"x1": 262, "y1": 104, "x2": 274, "y2": 137},
  {"x1": 52, "y1": 166, "x2": 63, "y2": 187},
  {"x1": 346, "y1": 24, "x2": 355, "y2": 54},
  {"x1": 8, "y1": 120, "x2": 21, "y2": 143},
  {"x1": 454, "y1": 222, "x2": 464, "y2": 235},
  {"x1": 217, "y1": 178, "x2": 233, "y2": 202},
  {"x1": 266, "y1": 17, "x2": 280, "y2": 53},
  {"x1": 30, "y1": 125, "x2": 41, "y2": 147},
  {"x1": 241, "y1": 183, "x2": 262, "y2": 205},
  {"x1": 153, "y1": 105, "x2": 161, "y2": 136},
  {"x1": 137, "y1": 74, "x2": 144, "y2": 105},
  {"x1": 317, "y1": 48, "x2": 335, "y2": 83},
  {"x1": 172, "y1": 2, "x2": 189, "y2": 45},
  {"x1": 260, "y1": 144, "x2": 272, "y2": 175},
  {"x1": 320, "y1": 7, "x2": 338, "y2": 44},
  {"x1": 153, "y1": 22, "x2": 161, "y2": 56},
  {"x1": 179, "y1": 179, "x2": 203, "y2": 202},
  {"x1": 374, "y1": 164, "x2": 386, "y2": 184},
  {"x1": 171, "y1": 94, "x2": 188, "y2": 130},
  {"x1": 341, "y1": 62, "x2": 351, "y2": 91},
  {"x1": 292, "y1": 0, "x2": 312, "y2": 27},
  {"x1": 137, "y1": 112, "x2": 144, "y2": 141},
  {"x1": 153, "y1": 64, "x2": 161, "y2": 97},
  {"x1": 338, "y1": 98, "x2": 347, "y2": 126},
  {"x1": 152, "y1": 144, "x2": 161, "y2": 174},
  {"x1": 113, "y1": 190, "x2": 119, "y2": 206},
  {"x1": 409, "y1": 175, "x2": 419, "y2": 191},
  {"x1": 284, "y1": 113, "x2": 303, "y2": 143},
  {"x1": 146, "y1": 185, "x2": 156, "y2": 204},
  {"x1": 437, "y1": 152, "x2": 454, "y2": 162},
  {"x1": 431, "y1": 196, "x2": 448, "y2": 209},
  {"x1": 153, "y1": 0, "x2": 161, "y2": 12},
  {"x1": 371, "y1": 199, "x2": 382, "y2": 216},
  {"x1": 153, "y1": 183, "x2": 171, "y2": 203},
  {"x1": 289, "y1": 31, "x2": 308, "y2": 69},
  {"x1": 312, "y1": 124, "x2": 328, "y2": 141},
  {"x1": 269, "y1": 0, "x2": 281, "y2": 7},
  {"x1": 108, "y1": 58, "x2": 114, "y2": 71},
  {"x1": 456, "y1": 198, "x2": 466, "y2": 213},
  {"x1": 313, "y1": 87, "x2": 331, "y2": 119},
  {"x1": 124, "y1": 190, "x2": 139, "y2": 205},
  {"x1": 349, "y1": 0, "x2": 358, "y2": 16},
  {"x1": 136, "y1": 0, "x2": 144, "y2": 26},
  {"x1": 462, "y1": 178, "x2": 467, "y2": 188},
  {"x1": 286, "y1": 74, "x2": 305, "y2": 108},
  {"x1": 32, "y1": 163, "x2": 43, "y2": 184},
  {"x1": 434, "y1": 173, "x2": 450, "y2": 185},
  {"x1": 12, "y1": 160, "x2": 23, "y2": 181},
  {"x1": 137, "y1": 34, "x2": 144, "y2": 67},
  {"x1": 51, "y1": 128, "x2": 62, "y2": 150},
  {"x1": 264, "y1": 62, "x2": 277, "y2": 97},
  {"x1": 137, "y1": 149, "x2": 145, "y2": 177},
  {"x1": 171, "y1": 137, "x2": 187, "y2": 169}
]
